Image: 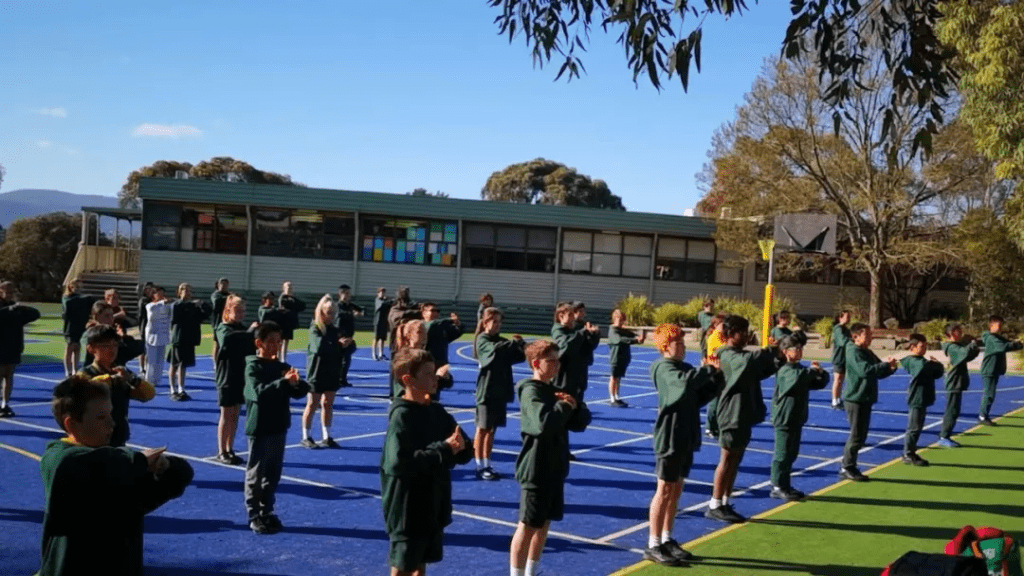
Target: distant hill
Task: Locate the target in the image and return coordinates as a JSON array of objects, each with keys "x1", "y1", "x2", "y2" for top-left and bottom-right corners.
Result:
[{"x1": 0, "y1": 189, "x2": 120, "y2": 228}]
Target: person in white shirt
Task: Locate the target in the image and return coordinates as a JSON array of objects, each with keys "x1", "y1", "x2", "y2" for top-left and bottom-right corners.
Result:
[{"x1": 144, "y1": 286, "x2": 173, "y2": 389}]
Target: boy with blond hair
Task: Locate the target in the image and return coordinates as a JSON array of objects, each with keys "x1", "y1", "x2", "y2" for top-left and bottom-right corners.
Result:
[{"x1": 979, "y1": 314, "x2": 1023, "y2": 425}]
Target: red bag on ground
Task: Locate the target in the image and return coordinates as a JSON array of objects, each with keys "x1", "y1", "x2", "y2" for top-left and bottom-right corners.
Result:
[
  {"x1": 945, "y1": 526, "x2": 1023, "y2": 576},
  {"x1": 880, "y1": 551, "x2": 987, "y2": 576}
]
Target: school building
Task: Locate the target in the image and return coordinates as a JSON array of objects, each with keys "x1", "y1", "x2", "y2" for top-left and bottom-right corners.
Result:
[{"x1": 69, "y1": 177, "x2": 964, "y2": 331}]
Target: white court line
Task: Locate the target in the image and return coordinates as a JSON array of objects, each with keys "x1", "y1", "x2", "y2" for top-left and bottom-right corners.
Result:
[
  {"x1": 595, "y1": 416, "x2": 949, "y2": 544},
  {"x1": 488, "y1": 447, "x2": 720, "y2": 487},
  {"x1": 0, "y1": 416, "x2": 643, "y2": 555},
  {"x1": 573, "y1": 433, "x2": 653, "y2": 456},
  {"x1": 743, "y1": 446, "x2": 832, "y2": 462}
]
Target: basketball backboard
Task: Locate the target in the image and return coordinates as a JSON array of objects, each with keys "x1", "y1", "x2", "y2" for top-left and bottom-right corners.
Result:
[{"x1": 773, "y1": 213, "x2": 837, "y2": 255}]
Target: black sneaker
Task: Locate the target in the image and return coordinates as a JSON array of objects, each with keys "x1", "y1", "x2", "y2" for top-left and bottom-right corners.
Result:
[
  {"x1": 832, "y1": 401, "x2": 843, "y2": 410},
  {"x1": 169, "y1": 392, "x2": 181, "y2": 401},
  {"x1": 662, "y1": 539, "x2": 694, "y2": 562},
  {"x1": 300, "y1": 438, "x2": 319, "y2": 449},
  {"x1": 250, "y1": 516, "x2": 272, "y2": 534},
  {"x1": 215, "y1": 452, "x2": 234, "y2": 464},
  {"x1": 979, "y1": 417, "x2": 996, "y2": 426},
  {"x1": 704, "y1": 504, "x2": 745, "y2": 523},
  {"x1": 0, "y1": 406, "x2": 13, "y2": 418},
  {"x1": 906, "y1": 453, "x2": 929, "y2": 467},
  {"x1": 228, "y1": 451, "x2": 244, "y2": 465},
  {"x1": 643, "y1": 544, "x2": 682, "y2": 566},
  {"x1": 838, "y1": 467, "x2": 869, "y2": 482},
  {"x1": 610, "y1": 399, "x2": 628, "y2": 407},
  {"x1": 321, "y1": 437, "x2": 340, "y2": 449},
  {"x1": 178, "y1": 391, "x2": 191, "y2": 401},
  {"x1": 477, "y1": 467, "x2": 500, "y2": 481},
  {"x1": 704, "y1": 429, "x2": 717, "y2": 439},
  {"x1": 262, "y1": 514, "x2": 283, "y2": 533},
  {"x1": 770, "y1": 487, "x2": 804, "y2": 501},
  {"x1": 568, "y1": 452, "x2": 578, "y2": 461}
]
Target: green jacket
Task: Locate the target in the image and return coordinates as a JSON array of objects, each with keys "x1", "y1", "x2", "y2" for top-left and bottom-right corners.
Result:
[
  {"x1": 276, "y1": 294, "x2": 306, "y2": 339},
  {"x1": 426, "y1": 318, "x2": 464, "y2": 368},
  {"x1": 981, "y1": 332, "x2": 1023, "y2": 376},
  {"x1": 215, "y1": 322, "x2": 256, "y2": 391},
  {"x1": 0, "y1": 302, "x2": 40, "y2": 364},
  {"x1": 306, "y1": 323, "x2": 341, "y2": 389},
  {"x1": 842, "y1": 344, "x2": 896, "y2": 404},
  {"x1": 831, "y1": 324, "x2": 852, "y2": 367},
  {"x1": 515, "y1": 378, "x2": 591, "y2": 489},
  {"x1": 608, "y1": 326, "x2": 640, "y2": 370},
  {"x1": 170, "y1": 299, "x2": 212, "y2": 347},
  {"x1": 78, "y1": 363, "x2": 155, "y2": 448},
  {"x1": 650, "y1": 357, "x2": 719, "y2": 457},
  {"x1": 210, "y1": 290, "x2": 230, "y2": 329},
  {"x1": 336, "y1": 300, "x2": 364, "y2": 338},
  {"x1": 770, "y1": 326, "x2": 792, "y2": 343},
  {"x1": 474, "y1": 333, "x2": 526, "y2": 405},
  {"x1": 380, "y1": 399, "x2": 472, "y2": 539},
  {"x1": 244, "y1": 356, "x2": 310, "y2": 436},
  {"x1": 256, "y1": 305, "x2": 288, "y2": 328},
  {"x1": 715, "y1": 346, "x2": 781, "y2": 430},
  {"x1": 771, "y1": 362, "x2": 829, "y2": 429},
  {"x1": 61, "y1": 293, "x2": 94, "y2": 340},
  {"x1": 899, "y1": 354, "x2": 943, "y2": 408},
  {"x1": 551, "y1": 323, "x2": 592, "y2": 396},
  {"x1": 943, "y1": 339, "x2": 981, "y2": 391},
  {"x1": 38, "y1": 439, "x2": 193, "y2": 576}
]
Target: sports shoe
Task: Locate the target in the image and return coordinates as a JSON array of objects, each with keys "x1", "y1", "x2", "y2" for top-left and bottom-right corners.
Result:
[
  {"x1": 662, "y1": 539, "x2": 694, "y2": 561},
  {"x1": 228, "y1": 451, "x2": 244, "y2": 465},
  {"x1": 770, "y1": 487, "x2": 805, "y2": 501},
  {"x1": 169, "y1": 392, "x2": 182, "y2": 401},
  {"x1": 262, "y1": 514, "x2": 283, "y2": 533},
  {"x1": 0, "y1": 406, "x2": 14, "y2": 418},
  {"x1": 339, "y1": 380, "x2": 352, "y2": 388},
  {"x1": 250, "y1": 516, "x2": 273, "y2": 535},
  {"x1": 610, "y1": 399, "x2": 628, "y2": 407},
  {"x1": 838, "y1": 467, "x2": 868, "y2": 482},
  {"x1": 300, "y1": 438, "x2": 319, "y2": 449},
  {"x1": 215, "y1": 452, "x2": 234, "y2": 465},
  {"x1": 704, "y1": 429, "x2": 717, "y2": 439},
  {"x1": 178, "y1": 391, "x2": 191, "y2": 401},
  {"x1": 979, "y1": 417, "x2": 996, "y2": 426},
  {"x1": 704, "y1": 504, "x2": 745, "y2": 523},
  {"x1": 476, "y1": 467, "x2": 500, "y2": 481},
  {"x1": 568, "y1": 452, "x2": 578, "y2": 461},
  {"x1": 321, "y1": 437, "x2": 340, "y2": 449},
  {"x1": 936, "y1": 437, "x2": 961, "y2": 448},
  {"x1": 642, "y1": 544, "x2": 682, "y2": 566},
  {"x1": 905, "y1": 453, "x2": 929, "y2": 466},
  {"x1": 831, "y1": 400, "x2": 844, "y2": 410}
]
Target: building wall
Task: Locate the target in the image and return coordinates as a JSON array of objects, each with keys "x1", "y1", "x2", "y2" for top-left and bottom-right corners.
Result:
[{"x1": 460, "y1": 268, "x2": 556, "y2": 306}]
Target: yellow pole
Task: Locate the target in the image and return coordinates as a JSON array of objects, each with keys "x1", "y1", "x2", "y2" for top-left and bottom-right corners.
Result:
[{"x1": 762, "y1": 283, "x2": 774, "y2": 346}]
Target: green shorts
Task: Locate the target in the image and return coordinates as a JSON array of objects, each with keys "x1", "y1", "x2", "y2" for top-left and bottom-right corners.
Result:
[
  {"x1": 389, "y1": 533, "x2": 444, "y2": 572},
  {"x1": 519, "y1": 485, "x2": 564, "y2": 528},
  {"x1": 217, "y1": 382, "x2": 244, "y2": 407},
  {"x1": 475, "y1": 401, "x2": 508, "y2": 429},
  {"x1": 718, "y1": 427, "x2": 751, "y2": 452},
  {"x1": 655, "y1": 452, "x2": 693, "y2": 482}
]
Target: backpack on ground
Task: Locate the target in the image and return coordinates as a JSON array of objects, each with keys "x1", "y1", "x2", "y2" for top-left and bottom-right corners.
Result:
[
  {"x1": 945, "y1": 526, "x2": 1023, "y2": 576},
  {"x1": 881, "y1": 551, "x2": 987, "y2": 576}
]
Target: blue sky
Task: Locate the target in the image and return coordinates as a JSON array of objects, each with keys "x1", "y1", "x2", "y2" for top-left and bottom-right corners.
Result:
[{"x1": 0, "y1": 1, "x2": 793, "y2": 214}]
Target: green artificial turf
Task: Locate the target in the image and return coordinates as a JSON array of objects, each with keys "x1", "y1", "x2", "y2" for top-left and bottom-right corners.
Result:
[{"x1": 614, "y1": 409, "x2": 1024, "y2": 576}]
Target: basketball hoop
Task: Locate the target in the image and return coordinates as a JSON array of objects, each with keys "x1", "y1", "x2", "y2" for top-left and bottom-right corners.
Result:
[{"x1": 758, "y1": 239, "x2": 775, "y2": 262}]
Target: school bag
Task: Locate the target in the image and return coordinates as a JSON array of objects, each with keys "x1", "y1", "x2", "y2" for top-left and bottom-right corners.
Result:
[
  {"x1": 880, "y1": 551, "x2": 987, "y2": 576},
  {"x1": 945, "y1": 526, "x2": 1023, "y2": 576}
]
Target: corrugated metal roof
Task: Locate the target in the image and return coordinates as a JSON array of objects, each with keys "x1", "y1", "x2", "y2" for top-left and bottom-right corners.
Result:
[{"x1": 138, "y1": 177, "x2": 714, "y2": 238}]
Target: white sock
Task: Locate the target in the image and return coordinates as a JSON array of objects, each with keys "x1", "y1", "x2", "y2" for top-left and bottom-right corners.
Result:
[
  {"x1": 525, "y1": 559, "x2": 539, "y2": 576},
  {"x1": 0, "y1": 398, "x2": 7, "y2": 409},
  {"x1": 302, "y1": 427, "x2": 311, "y2": 440},
  {"x1": 483, "y1": 457, "x2": 491, "y2": 469},
  {"x1": 511, "y1": 567, "x2": 525, "y2": 576},
  {"x1": 832, "y1": 397, "x2": 840, "y2": 406},
  {"x1": 322, "y1": 423, "x2": 331, "y2": 440},
  {"x1": 648, "y1": 534, "x2": 660, "y2": 548},
  {"x1": 476, "y1": 458, "x2": 484, "y2": 469},
  {"x1": 710, "y1": 498, "x2": 722, "y2": 510},
  {"x1": 661, "y1": 531, "x2": 672, "y2": 544},
  {"x1": 722, "y1": 495, "x2": 730, "y2": 506}
]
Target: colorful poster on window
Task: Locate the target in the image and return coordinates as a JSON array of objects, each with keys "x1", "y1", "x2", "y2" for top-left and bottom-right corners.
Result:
[
  {"x1": 444, "y1": 223, "x2": 457, "y2": 243},
  {"x1": 415, "y1": 243, "x2": 425, "y2": 263},
  {"x1": 373, "y1": 248, "x2": 383, "y2": 262},
  {"x1": 362, "y1": 236, "x2": 374, "y2": 260},
  {"x1": 447, "y1": 242, "x2": 457, "y2": 256},
  {"x1": 383, "y1": 247, "x2": 393, "y2": 262},
  {"x1": 416, "y1": 228, "x2": 426, "y2": 241}
]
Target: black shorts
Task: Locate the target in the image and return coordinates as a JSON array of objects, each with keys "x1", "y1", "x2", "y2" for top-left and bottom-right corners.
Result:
[
  {"x1": 310, "y1": 378, "x2": 341, "y2": 395},
  {"x1": 610, "y1": 362, "x2": 629, "y2": 379},
  {"x1": 519, "y1": 485, "x2": 564, "y2": 528},
  {"x1": 655, "y1": 452, "x2": 693, "y2": 482},
  {"x1": 374, "y1": 323, "x2": 389, "y2": 340},
  {"x1": 718, "y1": 427, "x2": 751, "y2": 452},
  {"x1": 389, "y1": 533, "x2": 443, "y2": 572},
  {"x1": 217, "y1": 382, "x2": 244, "y2": 407},
  {"x1": 166, "y1": 345, "x2": 196, "y2": 368},
  {"x1": 475, "y1": 402, "x2": 507, "y2": 429}
]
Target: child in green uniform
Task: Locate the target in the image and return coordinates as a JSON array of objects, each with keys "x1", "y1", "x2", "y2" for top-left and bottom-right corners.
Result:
[
  {"x1": 257, "y1": 291, "x2": 288, "y2": 326},
  {"x1": 335, "y1": 284, "x2": 364, "y2": 388},
  {"x1": 167, "y1": 283, "x2": 212, "y2": 401},
  {"x1": 551, "y1": 302, "x2": 600, "y2": 400},
  {"x1": 770, "y1": 331, "x2": 828, "y2": 501},
  {"x1": 210, "y1": 277, "x2": 231, "y2": 360},
  {"x1": 696, "y1": 298, "x2": 715, "y2": 357},
  {"x1": 939, "y1": 323, "x2": 981, "y2": 447},
  {"x1": 644, "y1": 324, "x2": 719, "y2": 566},
  {"x1": 840, "y1": 323, "x2": 898, "y2": 480},
  {"x1": 381, "y1": 347, "x2": 472, "y2": 576},
  {"x1": 215, "y1": 294, "x2": 257, "y2": 464},
  {"x1": 899, "y1": 333, "x2": 944, "y2": 466},
  {"x1": 473, "y1": 307, "x2": 526, "y2": 480},
  {"x1": 277, "y1": 281, "x2": 305, "y2": 361},
  {"x1": 373, "y1": 287, "x2": 392, "y2": 361},
  {"x1": 510, "y1": 340, "x2": 591, "y2": 576},
  {"x1": 608, "y1": 308, "x2": 645, "y2": 407},
  {"x1": 0, "y1": 281, "x2": 41, "y2": 417},
  {"x1": 769, "y1": 310, "x2": 793, "y2": 345},
  {"x1": 477, "y1": 292, "x2": 494, "y2": 322},
  {"x1": 979, "y1": 315, "x2": 1022, "y2": 425},
  {"x1": 38, "y1": 376, "x2": 193, "y2": 576},
  {"x1": 243, "y1": 321, "x2": 310, "y2": 534},
  {"x1": 706, "y1": 315, "x2": 783, "y2": 524},
  {"x1": 830, "y1": 310, "x2": 852, "y2": 409},
  {"x1": 61, "y1": 278, "x2": 95, "y2": 377},
  {"x1": 421, "y1": 302, "x2": 464, "y2": 379},
  {"x1": 79, "y1": 325, "x2": 156, "y2": 448},
  {"x1": 303, "y1": 295, "x2": 345, "y2": 448},
  {"x1": 391, "y1": 320, "x2": 455, "y2": 401}
]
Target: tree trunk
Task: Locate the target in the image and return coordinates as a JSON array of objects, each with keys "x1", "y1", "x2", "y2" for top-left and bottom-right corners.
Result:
[{"x1": 868, "y1": 265, "x2": 882, "y2": 328}]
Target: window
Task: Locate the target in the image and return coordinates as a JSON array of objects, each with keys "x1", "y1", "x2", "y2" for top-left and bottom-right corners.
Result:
[
  {"x1": 360, "y1": 216, "x2": 458, "y2": 266},
  {"x1": 216, "y1": 207, "x2": 248, "y2": 254},
  {"x1": 253, "y1": 209, "x2": 354, "y2": 259},
  {"x1": 465, "y1": 223, "x2": 556, "y2": 272},
  {"x1": 143, "y1": 203, "x2": 181, "y2": 250},
  {"x1": 560, "y1": 231, "x2": 652, "y2": 277},
  {"x1": 655, "y1": 237, "x2": 717, "y2": 283}
]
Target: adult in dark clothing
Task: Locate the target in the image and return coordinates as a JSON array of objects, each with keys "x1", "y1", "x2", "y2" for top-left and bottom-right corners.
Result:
[
  {"x1": 335, "y1": 284, "x2": 364, "y2": 388},
  {"x1": 277, "y1": 281, "x2": 306, "y2": 360},
  {"x1": 372, "y1": 287, "x2": 392, "y2": 361},
  {"x1": 167, "y1": 283, "x2": 213, "y2": 401},
  {"x1": 62, "y1": 278, "x2": 96, "y2": 377}
]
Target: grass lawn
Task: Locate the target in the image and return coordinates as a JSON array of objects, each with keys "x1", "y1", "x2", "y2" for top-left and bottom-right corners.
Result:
[{"x1": 614, "y1": 409, "x2": 1024, "y2": 576}]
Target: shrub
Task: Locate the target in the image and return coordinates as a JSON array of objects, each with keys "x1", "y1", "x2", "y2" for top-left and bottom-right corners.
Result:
[
  {"x1": 616, "y1": 293, "x2": 655, "y2": 326},
  {"x1": 653, "y1": 302, "x2": 694, "y2": 326},
  {"x1": 813, "y1": 317, "x2": 836, "y2": 348},
  {"x1": 915, "y1": 318, "x2": 949, "y2": 343},
  {"x1": 716, "y1": 296, "x2": 764, "y2": 330},
  {"x1": 883, "y1": 317, "x2": 900, "y2": 330}
]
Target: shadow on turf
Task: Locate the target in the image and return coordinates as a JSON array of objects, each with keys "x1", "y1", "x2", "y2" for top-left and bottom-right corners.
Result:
[
  {"x1": 928, "y1": 461, "x2": 1024, "y2": 472},
  {"x1": 0, "y1": 427, "x2": 60, "y2": 440},
  {"x1": 0, "y1": 506, "x2": 44, "y2": 524},
  {"x1": 688, "y1": 555, "x2": 882, "y2": 576},
  {"x1": 808, "y1": 495, "x2": 1024, "y2": 517},
  {"x1": 872, "y1": 477, "x2": 1024, "y2": 491}
]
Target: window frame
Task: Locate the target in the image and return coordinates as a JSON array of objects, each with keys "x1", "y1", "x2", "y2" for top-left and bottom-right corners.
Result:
[
  {"x1": 560, "y1": 230, "x2": 653, "y2": 278},
  {"x1": 463, "y1": 222, "x2": 557, "y2": 273}
]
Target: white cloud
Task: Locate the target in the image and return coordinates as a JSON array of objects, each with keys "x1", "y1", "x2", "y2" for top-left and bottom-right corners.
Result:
[
  {"x1": 131, "y1": 123, "x2": 203, "y2": 138},
  {"x1": 36, "y1": 107, "x2": 67, "y2": 118},
  {"x1": 36, "y1": 139, "x2": 54, "y2": 148}
]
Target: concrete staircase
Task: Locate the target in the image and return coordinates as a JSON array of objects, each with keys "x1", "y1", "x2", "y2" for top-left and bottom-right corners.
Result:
[{"x1": 79, "y1": 271, "x2": 140, "y2": 318}]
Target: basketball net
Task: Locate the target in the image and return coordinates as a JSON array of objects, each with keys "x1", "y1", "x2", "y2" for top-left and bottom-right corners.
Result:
[{"x1": 758, "y1": 239, "x2": 775, "y2": 262}]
